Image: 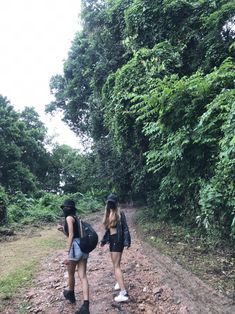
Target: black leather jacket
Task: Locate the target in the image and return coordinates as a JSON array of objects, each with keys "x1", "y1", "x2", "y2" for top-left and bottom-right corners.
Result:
[{"x1": 100, "y1": 211, "x2": 131, "y2": 247}]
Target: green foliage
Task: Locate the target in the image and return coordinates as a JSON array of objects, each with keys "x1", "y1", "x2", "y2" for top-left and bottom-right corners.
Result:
[
  {"x1": 7, "y1": 192, "x2": 61, "y2": 224},
  {"x1": 47, "y1": 144, "x2": 102, "y2": 194},
  {"x1": 6, "y1": 190, "x2": 104, "y2": 225},
  {"x1": 0, "y1": 97, "x2": 51, "y2": 194},
  {"x1": 0, "y1": 0, "x2": 229, "y2": 246},
  {"x1": 73, "y1": 190, "x2": 104, "y2": 213},
  {"x1": 124, "y1": 0, "x2": 235, "y2": 73},
  {"x1": 131, "y1": 57, "x2": 235, "y2": 241},
  {"x1": 45, "y1": 0, "x2": 235, "y2": 244},
  {"x1": 0, "y1": 263, "x2": 36, "y2": 299},
  {"x1": 101, "y1": 42, "x2": 182, "y2": 197},
  {"x1": 195, "y1": 62, "x2": 235, "y2": 239},
  {"x1": 0, "y1": 185, "x2": 8, "y2": 225},
  {"x1": 46, "y1": 0, "x2": 130, "y2": 139},
  {"x1": 7, "y1": 192, "x2": 35, "y2": 223},
  {"x1": 201, "y1": 1, "x2": 235, "y2": 71},
  {"x1": 19, "y1": 107, "x2": 50, "y2": 186}
]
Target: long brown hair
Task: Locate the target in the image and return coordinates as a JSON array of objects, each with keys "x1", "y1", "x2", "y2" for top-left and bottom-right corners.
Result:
[{"x1": 103, "y1": 201, "x2": 120, "y2": 229}]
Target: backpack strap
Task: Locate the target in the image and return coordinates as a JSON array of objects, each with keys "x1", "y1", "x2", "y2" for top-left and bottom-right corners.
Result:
[
  {"x1": 79, "y1": 218, "x2": 84, "y2": 238},
  {"x1": 74, "y1": 215, "x2": 83, "y2": 238},
  {"x1": 120, "y1": 211, "x2": 124, "y2": 223}
]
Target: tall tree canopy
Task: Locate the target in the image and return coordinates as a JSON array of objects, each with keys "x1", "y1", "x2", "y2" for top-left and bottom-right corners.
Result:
[
  {"x1": 46, "y1": 0, "x2": 235, "y2": 241},
  {"x1": 0, "y1": 96, "x2": 38, "y2": 193}
]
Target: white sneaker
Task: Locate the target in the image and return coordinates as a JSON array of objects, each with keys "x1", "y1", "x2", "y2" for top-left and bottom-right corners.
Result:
[
  {"x1": 114, "y1": 282, "x2": 120, "y2": 290},
  {"x1": 114, "y1": 292, "x2": 129, "y2": 302}
]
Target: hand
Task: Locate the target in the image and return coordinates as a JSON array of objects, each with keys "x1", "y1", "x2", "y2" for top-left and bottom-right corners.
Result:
[
  {"x1": 57, "y1": 225, "x2": 64, "y2": 232},
  {"x1": 99, "y1": 242, "x2": 105, "y2": 249},
  {"x1": 63, "y1": 259, "x2": 69, "y2": 265}
]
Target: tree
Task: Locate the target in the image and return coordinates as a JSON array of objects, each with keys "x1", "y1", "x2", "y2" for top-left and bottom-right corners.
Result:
[
  {"x1": 0, "y1": 97, "x2": 53, "y2": 194},
  {"x1": 0, "y1": 185, "x2": 8, "y2": 225},
  {"x1": 49, "y1": 145, "x2": 99, "y2": 194},
  {"x1": 19, "y1": 107, "x2": 51, "y2": 187},
  {"x1": 46, "y1": 0, "x2": 235, "y2": 242},
  {"x1": 0, "y1": 96, "x2": 37, "y2": 193}
]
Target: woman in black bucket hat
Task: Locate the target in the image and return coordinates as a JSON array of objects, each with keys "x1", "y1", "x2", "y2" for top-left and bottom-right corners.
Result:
[{"x1": 59, "y1": 199, "x2": 90, "y2": 314}]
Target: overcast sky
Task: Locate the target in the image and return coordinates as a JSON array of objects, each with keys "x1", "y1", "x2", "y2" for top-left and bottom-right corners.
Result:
[{"x1": 0, "y1": 0, "x2": 82, "y2": 149}]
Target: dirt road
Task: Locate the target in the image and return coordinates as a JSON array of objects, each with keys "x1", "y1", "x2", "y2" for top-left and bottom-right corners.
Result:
[{"x1": 2, "y1": 208, "x2": 235, "y2": 313}]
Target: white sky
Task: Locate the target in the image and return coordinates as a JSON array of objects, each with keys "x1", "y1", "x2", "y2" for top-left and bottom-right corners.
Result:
[{"x1": 0, "y1": 0, "x2": 83, "y2": 149}]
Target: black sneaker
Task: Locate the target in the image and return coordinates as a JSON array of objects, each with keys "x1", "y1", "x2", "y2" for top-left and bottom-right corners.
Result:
[
  {"x1": 63, "y1": 289, "x2": 76, "y2": 303},
  {"x1": 75, "y1": 303, "x2": 90, "y2": 314}
]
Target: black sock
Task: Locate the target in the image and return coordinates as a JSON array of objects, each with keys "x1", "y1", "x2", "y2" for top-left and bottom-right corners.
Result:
[{"x1": 84, "y1": 300, "x2": 89, "y2": 307}]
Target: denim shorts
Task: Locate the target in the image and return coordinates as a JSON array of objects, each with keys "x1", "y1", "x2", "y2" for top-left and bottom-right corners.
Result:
[
  {"x1": 68, "y1": 238, "x2": 89, "y2": 261},
  {"x1": 109, "y1": 234, "x2": 124, "y2": 253}
]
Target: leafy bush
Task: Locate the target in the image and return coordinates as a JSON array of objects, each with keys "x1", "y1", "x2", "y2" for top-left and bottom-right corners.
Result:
[
  {"x1": 65, "y1": 190, "x2": 104, "y2": 213},
  {"x1": 7, "y1": 192, "x2": 36, "y2": 223},
  {"x1": 132, "y1": 58, "x2": 235, "y2": 243},
  {"x1": 6, "y1": 190, "x2": 104, "y2": 226},
  {"x1": 0, "y1": 185, "x2": 8, "y2": 225}
]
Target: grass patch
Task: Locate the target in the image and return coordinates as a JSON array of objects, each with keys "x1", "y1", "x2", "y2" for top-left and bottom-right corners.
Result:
[
  {"x1": 18, "y1": 301, "x2": 31, "y2": 314},
  {"x1": 0, "y1": 261, "x2": 37, "y2": 299},
  {"x1": 36, "y1": 236, "x2": 64, "y2": 249},
  {"x1": 0, "y1": 226, "x2": 64, "y2": 301}
]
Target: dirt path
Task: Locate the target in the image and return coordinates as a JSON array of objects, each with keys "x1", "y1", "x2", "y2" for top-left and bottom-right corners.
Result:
[{"x1": 2, "y1": 208, "x2": 235, "y2": 314}]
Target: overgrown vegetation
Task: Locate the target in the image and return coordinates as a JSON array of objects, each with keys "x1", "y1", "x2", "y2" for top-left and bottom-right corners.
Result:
[
  {"x1": 46, "y1": 0, "x2": 235, "y2": 246},
  {"x1": 3, "y1": 191, "x2": 104, "y2": 226},
  {"x1": 135, "y1": 208, "x2": 235, "y2": 299},
  {"x1": 0, "y1": 0, "x2": 234, "y2": 247}
]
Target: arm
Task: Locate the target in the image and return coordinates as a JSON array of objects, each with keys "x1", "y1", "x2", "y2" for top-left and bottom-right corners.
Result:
[
  {"x1": 100, "y1": 229, "x2": 110, "y2": 246},
  {"x1": 66, "y1": 216, "x2": 74, "y2": 252},
  {"x1": 121, "y1": 212, "x2": 131, "y2": 247}
]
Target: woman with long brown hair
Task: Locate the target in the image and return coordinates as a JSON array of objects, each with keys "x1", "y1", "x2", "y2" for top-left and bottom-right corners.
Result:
[{"x1": 100, "y1": 194, "x2": 131, "y2": 302}]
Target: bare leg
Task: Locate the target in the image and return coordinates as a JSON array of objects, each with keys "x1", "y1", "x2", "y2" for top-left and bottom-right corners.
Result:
[
  {"x1": 110, "y1": 252, "x2": 126, "y2": 291},
  {"x1": 67, "y1": 261, "x2": 77, "y2": 291},
  {"x1": 77, "y1": 258, "x2": 89, "y2": 300}
]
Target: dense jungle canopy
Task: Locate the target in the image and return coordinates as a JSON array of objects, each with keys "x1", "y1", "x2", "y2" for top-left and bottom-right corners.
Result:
[{"x1": 0, "y1": 0, "x2": 235, "y2": 244}]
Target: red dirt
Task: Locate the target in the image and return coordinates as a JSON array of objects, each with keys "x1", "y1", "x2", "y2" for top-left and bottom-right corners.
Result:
[{"x1": 2, "y1": 208, "x2": 235, "y2": 314}]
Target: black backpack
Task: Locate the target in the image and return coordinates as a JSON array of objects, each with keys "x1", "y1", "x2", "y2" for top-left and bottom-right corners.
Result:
[{"x1": 77, "y1": 218, "x2": 98, "y2": 254}]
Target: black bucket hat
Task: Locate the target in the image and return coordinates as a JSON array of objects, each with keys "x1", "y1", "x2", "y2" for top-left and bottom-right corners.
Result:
[
  {"x1": 106, "y1": 193, "x2": 118, "y2": 205},
  {"x1": 60, "y1": 199, "x2": 77, "y2": 210}
]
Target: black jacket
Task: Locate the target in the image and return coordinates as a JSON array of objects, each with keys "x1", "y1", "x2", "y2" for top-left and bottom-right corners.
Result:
[{"x1": 100, "y1": 211, "x2": 131, "y2": 247}]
